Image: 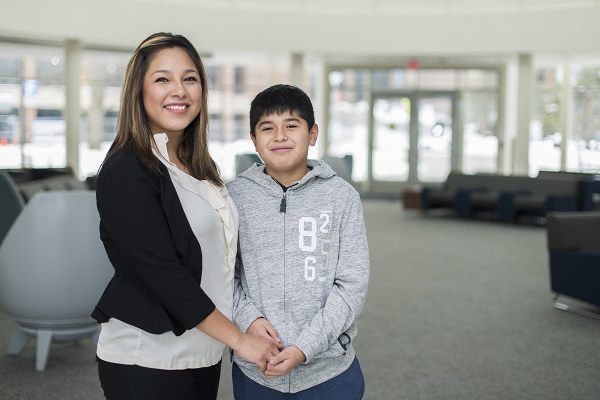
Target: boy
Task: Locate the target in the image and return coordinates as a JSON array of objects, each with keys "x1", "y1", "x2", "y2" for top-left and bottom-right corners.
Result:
[{"x1": 226, "y1": 84, "x2": 370, "y2": 399}]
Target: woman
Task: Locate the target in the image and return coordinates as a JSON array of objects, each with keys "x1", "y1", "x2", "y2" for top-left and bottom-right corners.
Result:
[{"x1": 91, "y1": 32, "x2": 282, "y2": 400}]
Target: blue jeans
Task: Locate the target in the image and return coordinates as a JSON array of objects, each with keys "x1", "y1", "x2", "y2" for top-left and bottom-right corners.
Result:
[{"x1": 232, "y1": 357, "x2": 365, "y2": 400}]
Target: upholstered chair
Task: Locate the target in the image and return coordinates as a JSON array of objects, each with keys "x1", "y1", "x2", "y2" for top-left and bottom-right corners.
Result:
[
  {"x1": 0, "y1": 191, "x2": 112, "y2": 370},
  {"x1": 0, "y1": 172, "x2": 25, "y2": 247},
  {"x1": 546, "y1": 211, "x2": 600, "y2": 319}
]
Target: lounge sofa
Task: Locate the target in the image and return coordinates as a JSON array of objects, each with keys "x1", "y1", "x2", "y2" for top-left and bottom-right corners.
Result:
[
  {"x1": 1, "y1": 167, "x2": 92, "y2": 202},
  {"x1": 419, "y1": 171, "x2": 598, "y2": 222}
]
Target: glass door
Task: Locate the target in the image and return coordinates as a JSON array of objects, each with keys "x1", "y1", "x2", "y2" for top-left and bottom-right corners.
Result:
[
  {"x1": 417, "y1": 96, "x2": 453, "y2": 182},
  {"x1": 371, "y1": 96, "x2": 411, "y2": 182},
  {"x1": 369, "y1": 91, "x2": 458, "y2": 191}
]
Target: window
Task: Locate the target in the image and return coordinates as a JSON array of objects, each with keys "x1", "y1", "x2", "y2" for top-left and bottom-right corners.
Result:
[
  {"x1": 0, "y1": 44, "x2": 300, "y2": 182},
  {"x1": 78, "y1": 49, "x2": 129, "y2": 178},
  {"x1": 460, "y1": 69, "x2": 499, "y2": 174},
  {"x1": 571, "y1": 66, "x2": 600, "y2": 172},
  {"x1": 206, "y1": 65, "x2": 220, "y2": 89},
  {"x1": 234, "y1": 114, "x2": 247, "y2": 140},
  {"x1": 209, "y1": 113, "x2": 222, "y2": 141},
  {"x1": 327, "y1": 69, "x2": 369, "y2": 182},
  {"x1": 531, "y1": 66, "x2": 562, "y2": 174},
  {"x1": 234, "y1": 66, "x2": 245, "y2": 93},
  {"x1": 327, "y1": 67, "x2": 500, "y2": 184}
]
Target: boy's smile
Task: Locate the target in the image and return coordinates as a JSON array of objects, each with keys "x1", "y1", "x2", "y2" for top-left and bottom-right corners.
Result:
[
  {"x1": 252, "y1": 111, "x2": 318, "y2": 187},
  {"x1": 272, "y1": 145, "x2": 293, "y2": 153}
]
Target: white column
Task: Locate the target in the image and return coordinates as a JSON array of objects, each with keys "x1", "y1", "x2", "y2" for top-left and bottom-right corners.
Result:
[
  {"x1": 314, "y1": 58, "x2": 327, "y2": 158},
  {"x1": 64, "y1": 39, "x2": 81, "y2": 178},
  {"x1": 559, "y1": 64, "x2": 572, "y2": 170},
  {"x1": 291, "y1": 53, "x2": 303, "y2": 87},
  {"x1": 513, "y1": 54, "x2": 533, "y2": 175},
  {"x1": 500, "y1": 58, "x2": 518, "y2": 175},
  {"x1": 496, "y1": 66, "x2": 506, "y2": 174}
]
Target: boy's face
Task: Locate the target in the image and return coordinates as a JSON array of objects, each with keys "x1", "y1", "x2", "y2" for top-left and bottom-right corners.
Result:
[{"x1": 252, "y1": 111, "x2": 318, "y2": 182}]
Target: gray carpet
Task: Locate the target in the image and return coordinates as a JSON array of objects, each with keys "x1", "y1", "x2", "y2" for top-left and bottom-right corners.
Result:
[{"x1": 1, "y1": 199, "x2": 599, "y2": 399}]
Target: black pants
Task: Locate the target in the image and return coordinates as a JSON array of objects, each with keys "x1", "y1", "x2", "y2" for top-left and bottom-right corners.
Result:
[{"x1": 97, "y1": 358, "x2": 221, "y2": 400}]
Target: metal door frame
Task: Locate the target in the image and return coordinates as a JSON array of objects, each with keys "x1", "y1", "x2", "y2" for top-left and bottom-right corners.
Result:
[{"x1": 367, "y1": 90, "x2": 460, "y2": 195}]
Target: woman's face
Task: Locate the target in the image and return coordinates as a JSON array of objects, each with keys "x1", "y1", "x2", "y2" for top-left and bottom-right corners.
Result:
[{"x1": 142, "y1": 47, "x2": 202, "y2": 137}]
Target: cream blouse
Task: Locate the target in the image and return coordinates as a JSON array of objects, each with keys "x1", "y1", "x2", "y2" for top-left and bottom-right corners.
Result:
[{"x1": 96, "y1": 133, "x2": 238, "y2": 370}]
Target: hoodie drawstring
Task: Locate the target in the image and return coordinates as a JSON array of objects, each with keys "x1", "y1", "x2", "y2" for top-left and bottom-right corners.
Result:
[{"x1": 279, "y1": 192, "x2": 287, "y2": 213}]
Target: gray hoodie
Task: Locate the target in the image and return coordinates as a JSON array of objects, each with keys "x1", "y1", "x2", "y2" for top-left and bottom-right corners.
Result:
[{"x1": 226, "y1": 159, "x2": 370, "y2": 393}]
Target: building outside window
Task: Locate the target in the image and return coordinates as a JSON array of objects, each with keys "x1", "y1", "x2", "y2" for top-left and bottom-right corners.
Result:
[
  {"x1": 532, "y1": 63, "x2": 600, "y2": 175},
  {"x1": 531, "y1": 66, "x2": 562, "y2": 174},
  {"x1": 0, "y1": 44, "x2": 67, "y2": 170},
  {"x1": 0, "y1": 44, "x2": 293, "y2": 181},
  {"x1": 571, "y1": 65, "x2": 600, "y2": 173},
  {"x1": 2, "y1": 40, "x2": 598, "y2": 190}
]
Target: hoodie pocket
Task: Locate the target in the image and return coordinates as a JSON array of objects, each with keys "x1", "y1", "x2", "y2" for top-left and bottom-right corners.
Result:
[{"x1": 312, "y1": 337, "x2": 349, "y2": 361}]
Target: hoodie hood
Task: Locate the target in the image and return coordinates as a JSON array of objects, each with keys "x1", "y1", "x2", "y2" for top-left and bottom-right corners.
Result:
[{"x1": 237, "y1": 159, "x2": 337, "y2": 196}]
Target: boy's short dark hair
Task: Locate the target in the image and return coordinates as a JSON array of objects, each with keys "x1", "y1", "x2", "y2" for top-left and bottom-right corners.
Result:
[{"x1": 249, "y1": 84, "x2": 315, "y2": 136}]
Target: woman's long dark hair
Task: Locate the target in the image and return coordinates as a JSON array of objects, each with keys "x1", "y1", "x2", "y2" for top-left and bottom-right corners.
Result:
[{"x1": 102, "y1": 32, "x2": 222, "y2": 186}]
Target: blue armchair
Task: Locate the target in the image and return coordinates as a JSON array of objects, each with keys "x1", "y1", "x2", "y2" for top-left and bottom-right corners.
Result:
[{"x1": 546, "y1": 212, "x2": 600, "y2": 319}]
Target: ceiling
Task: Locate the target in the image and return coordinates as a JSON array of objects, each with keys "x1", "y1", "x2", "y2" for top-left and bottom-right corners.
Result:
[
  {"x1": 123, "y1": 0, "x2": 599, "y2": 16},
  {"x1": 2, "y1": 0, "x2": 600, "y2": 58}
]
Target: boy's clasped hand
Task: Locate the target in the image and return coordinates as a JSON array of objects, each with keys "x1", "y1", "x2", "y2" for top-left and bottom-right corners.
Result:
[{"x1": 247, "y1": 317, "x2": 306, "y2": 378}]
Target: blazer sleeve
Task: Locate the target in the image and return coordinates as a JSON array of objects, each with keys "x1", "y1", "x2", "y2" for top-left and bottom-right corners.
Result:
[{"x1": 95, "y1": 155, "x2": 215, "y2": 333}]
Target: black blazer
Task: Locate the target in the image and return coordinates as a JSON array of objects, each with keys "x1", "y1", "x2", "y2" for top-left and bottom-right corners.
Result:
[{"x1": 91, "y1": 150, "x2": 215, "y2": 336}]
